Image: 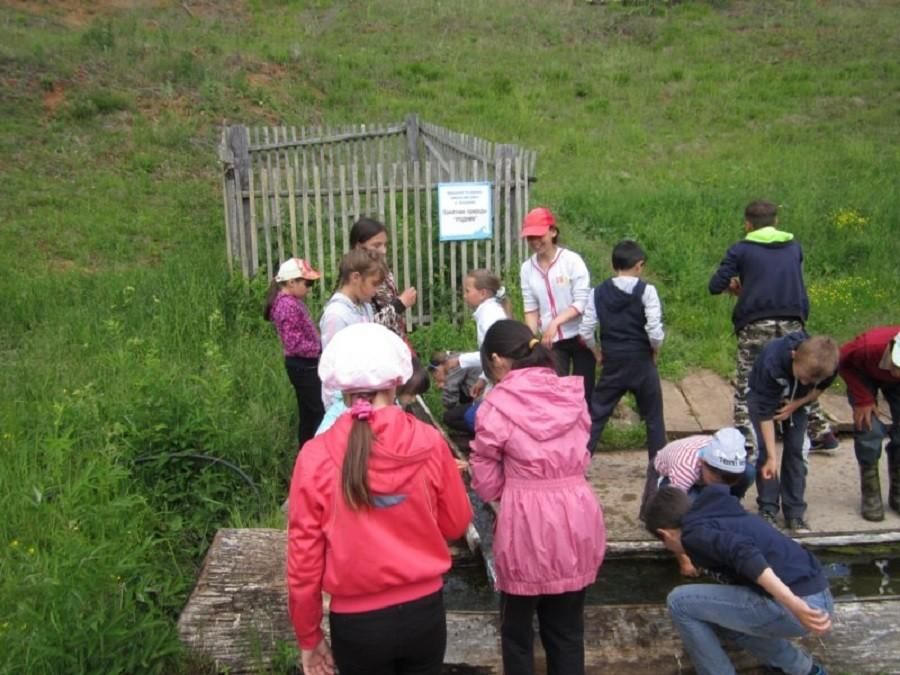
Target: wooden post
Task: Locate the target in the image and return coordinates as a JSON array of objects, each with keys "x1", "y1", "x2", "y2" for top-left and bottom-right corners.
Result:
[
  {"x1": 404, "y1": 113, "x2": 421, "y2": 164},
  {"x1": 227, "y1": 125, "x2": 253, "y2": 276}
]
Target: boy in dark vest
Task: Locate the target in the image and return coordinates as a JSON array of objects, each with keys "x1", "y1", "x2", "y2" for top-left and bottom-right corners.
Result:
[
  {"x1": 708, "y1": 200, "x2": 837, "y2": 457},
  {"x1": 579, "y1": 239, "x2": 666, "y2": 519}
]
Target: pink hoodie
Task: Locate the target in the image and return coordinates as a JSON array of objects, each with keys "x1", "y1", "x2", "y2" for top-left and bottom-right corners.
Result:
[{"x1": 471, "y1": 367, "x2": 606, "y2": 595}]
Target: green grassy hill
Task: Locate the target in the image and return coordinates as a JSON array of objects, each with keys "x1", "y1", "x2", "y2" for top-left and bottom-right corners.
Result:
[{"x1": 2, "y1": 1, "x2": 898, "y2": 671}]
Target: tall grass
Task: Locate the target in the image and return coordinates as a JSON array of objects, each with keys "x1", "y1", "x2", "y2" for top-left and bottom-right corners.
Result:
[{"x1": 2, "y1": 1, "x2": 898, "y2": 671}]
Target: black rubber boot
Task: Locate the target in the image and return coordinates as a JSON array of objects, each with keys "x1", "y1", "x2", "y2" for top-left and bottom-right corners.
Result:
[{"x1": 860, "y1": 463, "x2": 884, "y2": 522}]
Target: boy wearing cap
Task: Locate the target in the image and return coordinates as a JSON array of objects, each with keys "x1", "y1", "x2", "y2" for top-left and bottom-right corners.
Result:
[
  {"x1": 709, "y1": 200, "x2": 837, "y2": 455},
  {"x1": 654, "y1": 427, "x2": 754, "y2": 499},
  {"x1": 579, "y1": 239, "x2": 665, "y2": 520},
  {"x1": 748, "y1": 333, "x2": 840, "y2": 532},
  {"x1": 838, "y1": 326, "x2": 900, "y2": 521},
  {"x1": 265, "y1": 258, "x2": 325, "y2": 449},
  {"x1": 654, "y1": 427, "x2": 752, "y2": 576},
  {"x1": 519, "y1": 206, "x2": 596, "y2": 402},
  {"x1": 646, "y1": 486, "x2": 832, "y2": 675}
]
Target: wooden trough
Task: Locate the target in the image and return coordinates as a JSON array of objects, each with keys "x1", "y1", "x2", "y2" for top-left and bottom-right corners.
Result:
[{"x1": 178, "y1": 528, "x2": 900, "y2": 674}]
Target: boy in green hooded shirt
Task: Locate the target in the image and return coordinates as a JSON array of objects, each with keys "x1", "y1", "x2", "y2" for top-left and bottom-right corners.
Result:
[{"x1": 709, "y1": 200, "x2": 836, "y2": 458}]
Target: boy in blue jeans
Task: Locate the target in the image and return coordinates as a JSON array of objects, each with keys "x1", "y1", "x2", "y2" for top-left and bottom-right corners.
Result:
[
  {"x1": 646, "y1": 486, "x2": 832, "y2": 675},
  {"x1": 579, "y1": 239, "x2": 665, "y2": 519},
  {"x1": 748, "y1": 332, "x2": 839, "y2": 531}
]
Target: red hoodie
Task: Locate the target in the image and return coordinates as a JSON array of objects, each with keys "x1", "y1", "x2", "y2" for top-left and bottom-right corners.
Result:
[
  {"x1": 839, "y1": 326, "x2": 900, "y2": 408},
  {"x1": 287, "y1": 405, "x2": 472, "y2": 650}
]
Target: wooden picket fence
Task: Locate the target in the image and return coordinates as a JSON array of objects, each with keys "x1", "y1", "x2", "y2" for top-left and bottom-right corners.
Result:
[{"x1": 218, "y1": 115, "x2": 537, "y2": 325}]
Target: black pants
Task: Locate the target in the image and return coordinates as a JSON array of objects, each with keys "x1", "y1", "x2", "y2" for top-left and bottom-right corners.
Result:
[
  {"x1": 500, "y1": 589, "x2": 586, "y2": 675},
  {"x1": 588, "y1": 354, "x2": 666, "y2": 518},
  {"x1": 284, "y1": 356, "x2": 325, "y2": 448},
  {"x1": 552, "y1": 337, "x2": 596, "y2": 404},
  {"x1": 443, "y1": 403, "x2": 472, "y2": 435},
  {"x1": 329, "y1": 590, "x2": 446, "y2": 675}
]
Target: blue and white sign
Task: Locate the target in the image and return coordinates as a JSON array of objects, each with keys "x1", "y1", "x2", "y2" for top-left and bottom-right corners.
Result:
[{"x1": 438, "y1": 182, "x2": 493, "y2": 241}]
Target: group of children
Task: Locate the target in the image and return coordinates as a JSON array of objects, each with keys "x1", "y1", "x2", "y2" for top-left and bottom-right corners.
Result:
[{"x1": 274, "y1": 207, "x2": 899, "y2": 675}]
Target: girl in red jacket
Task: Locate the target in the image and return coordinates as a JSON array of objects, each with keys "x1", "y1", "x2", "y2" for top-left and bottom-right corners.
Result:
[{"x1": 287, "y1": 322, "x2": 472, "y2": 675}]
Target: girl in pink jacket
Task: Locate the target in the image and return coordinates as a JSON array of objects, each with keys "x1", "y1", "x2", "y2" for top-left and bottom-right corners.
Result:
[{"x1": 470, "y1": 319, "x2": 606, "y2": 675}]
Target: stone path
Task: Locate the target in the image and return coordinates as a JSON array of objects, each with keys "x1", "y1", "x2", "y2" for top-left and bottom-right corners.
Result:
[
  {"x1": 610, "y1": 369, "x2": 897, "y2": 542},
  {"x1": 590, "y1": 439, "x2": 900, "y2": 543},
  {"x1": 661, "y1": 368, "x2": 890, "y2": 436}
]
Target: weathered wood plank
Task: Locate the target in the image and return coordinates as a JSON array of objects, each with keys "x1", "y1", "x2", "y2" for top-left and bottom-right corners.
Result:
[
  {"x1": 661, "y1": 379, "x2": 703, "y2": 437},
  {"x1": 680, "y1": 369, "x2": 735, "y2": 433},
  {"x1": 179, "y1": 528, "x2": 900, "y2": 674},
  {"x1": 425, "y1": 161, "x2": 436, "y2": 323},
  {"x1": 606, "y1": 529, "x2": 900, "y2": 558}
]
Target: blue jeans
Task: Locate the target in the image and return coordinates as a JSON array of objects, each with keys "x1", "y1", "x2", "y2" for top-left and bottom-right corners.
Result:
[
  {"x1": 752, "y1": 404, "x2": 809, "y2": 520},
  {"x1": 849, "y1": 380, "x2": 900, "y2": 467},
  {"x1": 667, "y1": 583, "x2": 833, "y2": 675}
]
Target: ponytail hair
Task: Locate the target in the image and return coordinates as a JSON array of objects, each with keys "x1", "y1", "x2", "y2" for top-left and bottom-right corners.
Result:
[
  {"x1": 466, "y1": 268, "x2": 512, "y2": 317},
  {"x1": 480, "y1": 319, "x2": 555, "y2": 382},
  {"x1": 263, "y1": 277, "x2": 283, "y2": 321},
  {"x1": 342, "y1": 392, "x2": 376, "y2": 509},
  {"x1": 337, "y1": 248, "x2": 387, "y2": 290}
]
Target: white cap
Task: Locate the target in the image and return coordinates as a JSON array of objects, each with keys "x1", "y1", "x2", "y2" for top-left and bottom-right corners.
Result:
[
  {"x1": 319, "y1": 323, "x2": 412, "y2": 394},
  {"x1": 275, "y1": 258, "x2": 320, "y2": 283},
  {"x1": 699, "y1": 427, "x2": 747, "y2": 474},
  {"x1": 892, "y1": 331, "x2": 900, "y2": 367}
]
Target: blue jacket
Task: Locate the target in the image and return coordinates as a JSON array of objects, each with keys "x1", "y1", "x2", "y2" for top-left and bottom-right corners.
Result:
[
  {"x1": 708, "y1": 227, "x2": 809, "y2": 333},
  {"x1": 748, "y1": 331, "x2": 837, "y2": 420},
  {"x1": 682, "y1": 484, "x2": 827, "y2": 597}
]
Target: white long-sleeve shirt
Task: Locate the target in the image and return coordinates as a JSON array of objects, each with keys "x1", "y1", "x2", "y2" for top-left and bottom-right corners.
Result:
[
  {"x1": 458, "y1": 298, "x2": 508, "y2": 370},
  {"x1": 520, "y1": 248, "x2": 591, "y2": 342},
  {"x1": 578, "y1": 276, "x2": 664, "y2": 351}
]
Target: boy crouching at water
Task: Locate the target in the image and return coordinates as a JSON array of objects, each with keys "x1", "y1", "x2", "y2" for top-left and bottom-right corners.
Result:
[{"x1": 646, "y1": 486, "x2": 832, "y2": 675}]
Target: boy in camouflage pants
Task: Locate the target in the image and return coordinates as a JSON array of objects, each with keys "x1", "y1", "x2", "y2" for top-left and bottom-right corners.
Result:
[{"x1": 710, "y1": 201, "x2": 836, "y2": 459}]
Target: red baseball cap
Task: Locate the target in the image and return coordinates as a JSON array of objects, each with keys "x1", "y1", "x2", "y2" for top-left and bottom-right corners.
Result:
[{"x1": 521, "y1": 207, "x2": 556, "y2": 238}]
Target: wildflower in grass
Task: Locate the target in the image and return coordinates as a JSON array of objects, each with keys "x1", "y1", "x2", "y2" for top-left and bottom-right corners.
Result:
[
  {"x1": 9, "y1": 539, "x2": 19, "y2": 548},
  {"x1": 831, "y1": 208, "x2": 868, "y2": 233},
  {"x1": 807, "y1": 275, "x2": 886, "y2": 311}
]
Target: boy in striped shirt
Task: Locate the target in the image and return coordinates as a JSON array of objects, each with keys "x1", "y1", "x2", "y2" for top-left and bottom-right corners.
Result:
[{"x1": 654, "y1": 427, "x2": 754, "y2": 575}]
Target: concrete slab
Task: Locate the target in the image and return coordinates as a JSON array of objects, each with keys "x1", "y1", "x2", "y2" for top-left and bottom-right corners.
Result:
[
  {"x1": 819, "y1": 391, "x2": 853, "y2": 432},
  {"x1": 678, "y1": 369, "x2": 735, "y2": 432},
  {"x1": 589, "y1": 437, "x2": 900, "y2": 543},
  {"x1": 660, "y1": 379, "x2": 702, "y2": 437}
]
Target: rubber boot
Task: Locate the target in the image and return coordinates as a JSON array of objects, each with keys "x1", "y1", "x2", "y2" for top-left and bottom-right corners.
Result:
[
  {"x1": 859, "y1": 463, "x2": 884, "y2": 522},
  {"x1": 888, "y1": 450, "x2": 900, "y2": 514}
]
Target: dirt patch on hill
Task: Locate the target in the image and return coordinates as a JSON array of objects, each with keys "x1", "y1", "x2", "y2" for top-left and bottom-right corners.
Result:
[{"x1": 7, "y1": 0, "x2": 243, "y2": 27}]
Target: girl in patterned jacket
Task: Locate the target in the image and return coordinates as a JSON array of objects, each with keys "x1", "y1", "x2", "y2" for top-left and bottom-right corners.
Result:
[{"x1": 264, "y1": 257, "x2": 325, "y2": 448}]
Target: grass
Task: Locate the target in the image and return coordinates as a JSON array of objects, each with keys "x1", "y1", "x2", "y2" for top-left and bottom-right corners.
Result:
[{"x1": 1, "y1": 0, "x2": 898, "y2": 671}]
